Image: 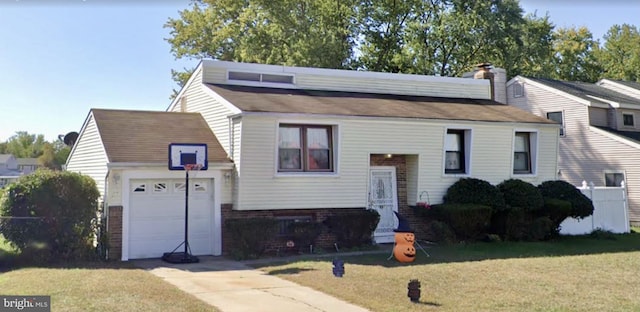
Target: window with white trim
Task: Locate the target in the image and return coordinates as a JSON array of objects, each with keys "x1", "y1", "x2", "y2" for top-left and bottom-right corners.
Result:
[
  {"x1": 605, "y1": 172, "x2": 625, "y2": 187},
  {"x1": 444, "y1": 129, "x2": 470, "y2": 174},
  {"x1": 546, "y1": 111, "x2": 565, "y2": 136},
  {"x1": 623, "y1": 113, "x2": 634, "y2": 127},
  {"x1": 513, "y1": 131, "x2": 537, "y2": 175},
  {"x1": 278, "y1": 124, "x2": 334, "y2": 172}
]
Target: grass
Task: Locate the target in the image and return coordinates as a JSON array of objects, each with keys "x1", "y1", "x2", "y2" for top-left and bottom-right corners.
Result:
[
  {"x1": 253, "y1": 231, "x2": 640, "y2": 312},
  {"x1": 0, "y1": 236, "x2": 217, "y2": 311}
]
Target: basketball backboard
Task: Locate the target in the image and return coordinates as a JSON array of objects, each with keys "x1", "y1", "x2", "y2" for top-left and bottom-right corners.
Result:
[{"x1": 168, "y1": 143, "x2": 208, "y2": 170}]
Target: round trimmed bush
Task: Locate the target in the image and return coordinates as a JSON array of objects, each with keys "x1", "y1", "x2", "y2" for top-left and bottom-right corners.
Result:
[
  {"x1": 443, "y1": 178, "x2": 506, "y2": 211},
  {"x1": 0, "y1": 170, "x2": 100, "y2": 262},
  {"x1": 538, "y1": 180, "x2": 594, "y2": 219},
  {"x1": 497, "y1": 179, "x2": 544, "y2": 212}
]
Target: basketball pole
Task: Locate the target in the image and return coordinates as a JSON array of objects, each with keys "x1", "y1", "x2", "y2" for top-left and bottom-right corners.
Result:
[{"x1": 183, "y1": 167, "x2": 190, "y2": 258}]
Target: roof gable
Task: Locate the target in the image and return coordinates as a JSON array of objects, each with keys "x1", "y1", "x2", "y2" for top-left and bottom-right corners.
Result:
[
  {"x1": 206, "y1": 84, "x2": 554, "y2": 124},
  {"x1": 90, "y1": 109, "x2": 230, "y2": 164}
]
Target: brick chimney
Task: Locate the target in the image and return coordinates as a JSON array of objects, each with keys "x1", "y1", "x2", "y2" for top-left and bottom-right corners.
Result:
[{"x1": 473, "y1": 63, "x2": 495, "y2": 101}]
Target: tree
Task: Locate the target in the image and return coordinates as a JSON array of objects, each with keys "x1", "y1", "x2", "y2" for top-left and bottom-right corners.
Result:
[
  {"x1": 38, "y1": 143, "x2": 57, "y2": 170},
  {"x1": 550, "y1": 26, "x2": 601, "y2": 82},
  {"x1": 165, "y1": 0, "x2": 558, "y2": 86},
  {"x1": 165, "y1": 0, "x2": 359, "y2": 89},
  {"x1": 3, "y1": 132, "x2": 46, "y2": 158},
  {"x1": 597, "y1": 24, "x2": 640, "y2": 81}
]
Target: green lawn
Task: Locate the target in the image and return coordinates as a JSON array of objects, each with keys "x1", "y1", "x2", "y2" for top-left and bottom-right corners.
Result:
[
  {"x1": 254, "y1": 231, "x2": 640, "y2": 312},
  {"x1": 0, "y1": 235, "x2": 216, "y2": 311}
]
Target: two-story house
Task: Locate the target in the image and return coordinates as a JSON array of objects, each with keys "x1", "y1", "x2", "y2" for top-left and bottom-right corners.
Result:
[
  {"x1": 66, "y1": 60, "x2": 560, "y2": 260},
  {"x1": 507, "y1": 77, "x2": 640, "y2": 225},
  {"x1": 0, "y1": 154, "x2": 22, "y2": 188}
]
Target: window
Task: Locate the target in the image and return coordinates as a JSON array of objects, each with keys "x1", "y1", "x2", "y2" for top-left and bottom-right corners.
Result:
[
  {"x1": 513, "y1": 132, "x2": 532, "y2": 174},
  {"x1": 153, "y1": 182, "x2": 167, "y2": 193},
  {"x1": 132, "y1": 183, "x2": 146, "y2": 193},
  {"x1": 513, "y1": 83, "x2": 524, "y2": 97},
  {"x1": 605, "y1": 172, "x2": 625, "y2": 187},
  {"x1": 278, "y1": 124, "x2": 333, "y2": 172},
  {"x1": 276, "y1": 215, "x2": 313, "y2": 236},
  {"x1": 546, "y1": 111, "x2": 565, "y2": 136},
  {"x1": 228, "y1": 71, "x2": 294, "y2": 84},
  {"x1": 444, "y1": 129, "x2": 466, "y2": 174},
  {"x1": 623, "y1": 113, "x2": 634, "y2": 127}
]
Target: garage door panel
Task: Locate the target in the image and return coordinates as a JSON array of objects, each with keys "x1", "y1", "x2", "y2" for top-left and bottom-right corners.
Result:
[{"x1": 128, "y1": 178, "x2": 214, "y2": 259}]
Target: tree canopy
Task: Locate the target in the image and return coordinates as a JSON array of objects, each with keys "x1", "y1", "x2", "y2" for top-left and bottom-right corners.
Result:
[
  {"x1": 165, "y1": 0, "x2": 640, "y2": 92},
  {"x1": 0, "y1": 132, "x2": 70, "y2": 170}
]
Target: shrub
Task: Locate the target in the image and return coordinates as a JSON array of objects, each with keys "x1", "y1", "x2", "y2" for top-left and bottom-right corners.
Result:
[
  {"x1": 540, "y1": 197, "x2": 573, "y2": 236},
  {"x1": 288, "y1": 221, "x2": 323, "y2": 251},
  {"x1": 429, "y1": 203, "x2": 492, "y2": 241},
  {"x1": 443, "y1": 178, "x2": 506, "y2": 211},
  {"x1": 423, "y1": 221, "x2": 456, "y2": 244},
  {"x1": 225, "y1": 218, "x2": 279, "y2": 260},
  {"x1": 0, "y1": 170, "x2": 100, "y2": 262},
  {"x1": 497, "y1": 179, "x2": 544, "y2": 212},
  {"x1": 528, "y1": 217, "x2": 554, "y2": 241},
  {"x1": 538, "y1": 180, "x2": 594, "y2": 219},
  {"x1": 324, "y1": 209, "x2": 380, "y2": 248}
]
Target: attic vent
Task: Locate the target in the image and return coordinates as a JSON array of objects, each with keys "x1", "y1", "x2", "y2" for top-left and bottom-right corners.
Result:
[
  {"x1": 513, "y1": 83, "x2": 524, "y2": 98},
  {"x1": 228, "y1": 71, "x2": 294, "y2": 84}
]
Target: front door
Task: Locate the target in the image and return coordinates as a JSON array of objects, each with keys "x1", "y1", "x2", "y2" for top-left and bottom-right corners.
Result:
[{"x1": 369, "y1": 166, "x2": 398, "y2": 243}]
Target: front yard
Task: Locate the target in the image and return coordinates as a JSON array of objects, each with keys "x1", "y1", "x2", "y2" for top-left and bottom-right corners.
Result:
[
  {"x1": 0, "y1": 235, "x2": 216, "y2": 312},
  {"x1": 253, "y1": 230, "x2": 640, "y2": 312}
]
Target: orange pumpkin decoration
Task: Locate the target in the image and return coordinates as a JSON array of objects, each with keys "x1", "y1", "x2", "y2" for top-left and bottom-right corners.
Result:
[
  {"x1": 395, "y1": 232, "x2": 415, "y2": 245},
  {"x1": 393, "y1": 231, "x2": 416, "y2": 263},
  {"x1": 393, "y1": 244, "x2": 416, "y2": 263}
]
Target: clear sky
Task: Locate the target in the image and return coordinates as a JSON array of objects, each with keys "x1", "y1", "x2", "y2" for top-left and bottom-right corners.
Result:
[{"x1": 0, "y1": 0, "x2": 638, "y2": 143}]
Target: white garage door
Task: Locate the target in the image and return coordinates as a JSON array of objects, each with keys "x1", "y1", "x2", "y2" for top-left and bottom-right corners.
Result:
[{"x1": 129, "y1": 179, "x2": 214, "y2": 259}]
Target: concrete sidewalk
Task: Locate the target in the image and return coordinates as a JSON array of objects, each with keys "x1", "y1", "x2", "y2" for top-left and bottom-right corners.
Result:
[{"x1": 134, "y1": 256, "x2": 371, "y2": 312}]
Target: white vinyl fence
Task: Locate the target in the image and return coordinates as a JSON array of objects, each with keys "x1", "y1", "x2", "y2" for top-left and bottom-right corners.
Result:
[{"x1": 559, "y1": 181, "x2": 630, "y2": 235}]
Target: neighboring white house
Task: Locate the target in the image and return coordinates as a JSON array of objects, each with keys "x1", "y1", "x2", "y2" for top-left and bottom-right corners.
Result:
[
  {"x1": 507, "y1": 76, "x2": 640, "y2": 225},
  {"x1": 16, "y1": 158, "x2": 40, "y2": 174},
  {"x1": 0, "y1": 154, "x2": 22, "y2": 188},
  {"x1": 67, "y1": 60, "x2": 560, "y2": 260}
]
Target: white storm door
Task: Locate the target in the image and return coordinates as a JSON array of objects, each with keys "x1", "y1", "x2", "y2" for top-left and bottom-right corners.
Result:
[{"x1": 369, "y1": 166, "x2": 398, "y2": 243}]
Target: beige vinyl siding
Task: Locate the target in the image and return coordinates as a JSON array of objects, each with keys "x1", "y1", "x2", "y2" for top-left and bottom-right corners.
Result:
[
  {"x1": 589, "y1": 107, "x2": 608, "y2": 127},
  {"x1": 202, "y1": 65, "x2": 227, "y2": 84},
  {"x1": 560, "y1": 128, "x2": 640, "y2": 223},
  {"x1": 65, "y1": 114, "x2": 109, "y2": 198},
  {"x1": 293, "y1": 74, "x2": 490, "y2": 99},
  {"x1": 201, "y1": 61, "x2": 491, "y2": 100},
  {"x1": 234, "y1": 114, "x2": 557, "y2": 210},
  {"x1": 170, "y1": 68, "x2": 234, "y2": 156}
]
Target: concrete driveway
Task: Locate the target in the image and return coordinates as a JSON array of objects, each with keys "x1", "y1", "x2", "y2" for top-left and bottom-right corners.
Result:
[{"x1": 134, "y1": 256, "x2": 371, "y2": 312}]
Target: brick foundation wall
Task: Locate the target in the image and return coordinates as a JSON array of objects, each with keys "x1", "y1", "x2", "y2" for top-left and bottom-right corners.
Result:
[
  {"x1": 221, "y1": 204, "x2": 367, "y2": 255},
  {"x1": 107, "y1": 205, "x2": 122, "y2": 261}
]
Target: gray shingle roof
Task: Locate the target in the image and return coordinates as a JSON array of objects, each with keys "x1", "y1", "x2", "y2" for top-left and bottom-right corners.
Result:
[
  {"x1": 206, "y1": 84, "x2": 554, "y2": 124},
  {"x1": 610, "y1": 80, "x2": 640, "y2": 90},
  {"x1": 90, "y1": 109, "x2": 231, "y2": 164},
  {"x1": 527, "y1": 77, "x2": 640, "y2": 106}
]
